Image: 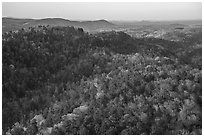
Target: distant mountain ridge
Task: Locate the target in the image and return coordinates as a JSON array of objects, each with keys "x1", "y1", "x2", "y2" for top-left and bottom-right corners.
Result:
[
  {"x1": 111, "y1": 20, "x2": 202, "y2": 26},
  {"x1": 2, "y1": 17, "x2": 116, "y2": 33}
]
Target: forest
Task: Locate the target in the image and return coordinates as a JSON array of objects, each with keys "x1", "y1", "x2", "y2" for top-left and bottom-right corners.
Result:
[{"x1": 2, "y1": 25, "x2": 202, "y2": 135}]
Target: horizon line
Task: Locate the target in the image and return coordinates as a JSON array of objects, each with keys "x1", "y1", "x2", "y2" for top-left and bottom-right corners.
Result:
[{"x1": 2, "y1": 16, "x2": 202, "y2": 22}]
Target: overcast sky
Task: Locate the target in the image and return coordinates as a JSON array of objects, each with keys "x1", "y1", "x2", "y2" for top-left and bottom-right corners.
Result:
[{"x1": 2, "y1": 2, "x2": 202, "y2": 21}]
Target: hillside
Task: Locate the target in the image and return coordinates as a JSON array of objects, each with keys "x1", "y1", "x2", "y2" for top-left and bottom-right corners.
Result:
[
  {"x1": 2, "y1": 25, "x2": 202, "y2": 135},
  {"x1": 2, "y1": 17, "x2": 116, "y2": 33}
]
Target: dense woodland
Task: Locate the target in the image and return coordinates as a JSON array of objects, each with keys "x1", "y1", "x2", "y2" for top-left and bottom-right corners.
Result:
[{"x1": 2, "y1": 25, "x2": 202, "y2": 134}]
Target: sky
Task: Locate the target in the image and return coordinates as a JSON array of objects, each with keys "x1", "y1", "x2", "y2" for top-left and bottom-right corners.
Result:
[{"x1": 2, "y1": 2, "x2": 202, "y2": 21}]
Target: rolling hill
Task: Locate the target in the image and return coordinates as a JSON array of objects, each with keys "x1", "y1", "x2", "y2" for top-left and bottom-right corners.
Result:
[{"x1": 2, "y1": 17, "x2": 116, "y2": 33}]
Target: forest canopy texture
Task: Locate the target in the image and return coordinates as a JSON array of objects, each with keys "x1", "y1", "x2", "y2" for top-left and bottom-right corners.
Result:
[{"x1": 2, "y1": 25, "x2": 202, "y2": 135}]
